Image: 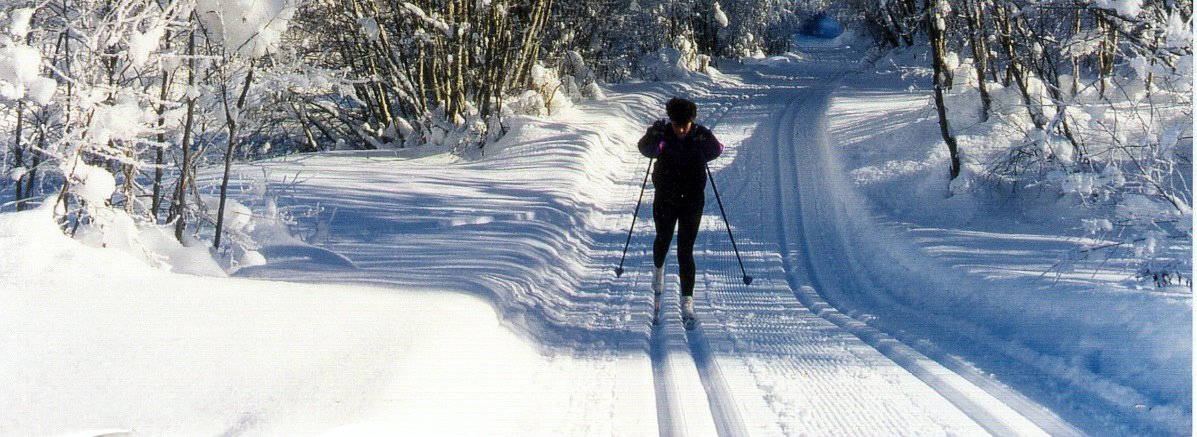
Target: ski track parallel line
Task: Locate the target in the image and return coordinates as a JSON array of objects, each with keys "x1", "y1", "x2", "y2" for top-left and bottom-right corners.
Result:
[
  {"x1": 774, "y1": 83, "x2": 1064, "y2": 436},
  {"x1": 606, "y1": 143, "x2": 679, "y2": 437},
  {"x1": 651, "y1": 322, "x2": 685, "y2": 437},
  {"x1": 644, "y1": 101, "x2": 738, "y2": 437},
  {"x1": 682, "y1": 98, "x2": 751, "y2": 437},
  {"x1": 644, "y1": 98, "x2": 748, "y2": 437},
  {"x1": 619, "y1": 152, "x2": 683, "y2": 437},
  {"x1": 684, "y1": 320, "x2": 749, "y2": 437}
]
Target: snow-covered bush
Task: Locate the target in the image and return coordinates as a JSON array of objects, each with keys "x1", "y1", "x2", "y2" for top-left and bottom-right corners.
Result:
[
  {"x1": 72, "y1": 201, "x2": 227, "y2": 277},
  {"x1": 65, "y1": 163, "x2": 117, "y2": 209},
  {"x1": 529, "y1": 63, "x2": 572, "y2": 115},
  {"x1": 1, "y1": 7, "x2": 58, "y2": 211},
  {"x1": 638, "y1": 35, "x2": 716, "y2": 81},
  {"x1": 872, "y1": 25, "x2": 1192, "y2": 287},
  {"x1": 0, "y1": 44, "x2": 54, "y2": 104},
  {"x1": 978, "y1": 63, "x2": 1191, "y2": 285},
  {"x1": 293, "y1": 0, "x2": 556, "y2": 153},
  {"x1": 560, "y1": 51, "x2": 605, "y2": 101},
  {"x1": 716, "y1": 0, "x2": 813, "y2": 57},
  {"x1": 0, "y1": 2, "x2": 190, "y2": 224},
  {"x1": 0, "y1": 0, "x2": 333, "y2": 273},
  {"x1": 510, "y1": 90, "x2": 549, "y2": 117},
  {"x1": 844, "y1": 0, "x2": 1194, "y2": 287},
  {"x1": 509, "y1": 53, "x2": 605, "y2": 117},
  {"x1": 638, "y1": 47, "x2": 691, "y2": 81}
]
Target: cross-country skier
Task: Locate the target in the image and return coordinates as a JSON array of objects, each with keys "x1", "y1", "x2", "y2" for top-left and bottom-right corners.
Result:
[{"x1": 637, "y1": 97, "x2": 723, "y2": 326}]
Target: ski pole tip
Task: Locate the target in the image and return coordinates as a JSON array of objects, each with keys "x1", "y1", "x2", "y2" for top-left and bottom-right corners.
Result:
[
  {"x1": 614, "y1": 267, "x2": 624, "y2": 277},
  {"x1": 743, "y1": 275, "x2": 753, "y2": 285}
]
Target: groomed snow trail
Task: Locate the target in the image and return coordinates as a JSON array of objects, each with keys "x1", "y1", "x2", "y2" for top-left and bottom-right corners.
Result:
[
  {"x1": 227, "y1": 44, "x2": 1080, "y2": 435},
  {"x1": 665, "y1": 64, "x2": 1022, "y2": 435},
  {"x1": 708, "y1": 70, "x2": 1057, "y2": 435},
  {"x1": 634, "y1": 44, "x2": 1076, "y2": 435}
]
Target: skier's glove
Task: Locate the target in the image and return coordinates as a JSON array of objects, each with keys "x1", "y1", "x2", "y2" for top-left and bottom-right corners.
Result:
[{"x1": 651, "y1": 119, "x2": 671, "y2": 140}]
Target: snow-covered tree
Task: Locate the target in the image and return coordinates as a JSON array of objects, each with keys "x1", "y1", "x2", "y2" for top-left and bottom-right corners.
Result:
[
  {"x1": 0, "y1": 1, "x2": 194, "y2": 234},
  {"x1": 293, "y1": 0, "x2": 555, "y2": 153},
  {"x1": 845, "y1": 0, "x2": 1193, "y2": 284},
  {"x1": 194, "y1": 0, "x2": 297, "y2": 250}
]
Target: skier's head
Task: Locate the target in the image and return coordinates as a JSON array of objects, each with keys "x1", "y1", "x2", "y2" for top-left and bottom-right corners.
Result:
[{"x1": 666, "y1": 97, "x2": 697, "y2": 125}]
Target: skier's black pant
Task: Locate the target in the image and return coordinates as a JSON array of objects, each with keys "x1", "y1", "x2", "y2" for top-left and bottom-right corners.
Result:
[{"x1": 653, "y1": 192, "x2": 704, "y2": 297}]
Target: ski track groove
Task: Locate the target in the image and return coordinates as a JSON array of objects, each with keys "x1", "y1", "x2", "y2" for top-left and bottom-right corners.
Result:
[
  {"x1": 602, "y1": 134, "x2": 681, "y2": 437},
  {"x1": 680, "y1": 96, "x2": 752, "y2": 437},
  {"x1": 691, "y1": 84, "x2": 958, "y2": 436},
  {"x1": 692, "y1": 84, "x2": 961, "y2": 436},
  {"x1": 645, "y1": 97, "x2": 746, "y2": 437},
  {"x1": 751, "y1": 48, "x2": 1074, "y2": 436},
  {"x1": 767, "y1": 87, "x2": 964, "y2": 435},
  {"x1": 685, "y1": 48, "x2": 1052, "y2": 436},
  {"x1": 628, "y1": 98, "x2": 738, "y2": 437}
]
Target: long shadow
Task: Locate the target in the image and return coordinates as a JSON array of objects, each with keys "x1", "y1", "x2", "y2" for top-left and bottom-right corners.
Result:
[
  {"x1": 209, "y1": 49, "x2": 914, "y2": 377},
  {"x1": 233, "y1": 178, "x2": 654, "y2": 354},
  {"x1": 209, "y1": 84, "x2": 771, "y2": 359}
]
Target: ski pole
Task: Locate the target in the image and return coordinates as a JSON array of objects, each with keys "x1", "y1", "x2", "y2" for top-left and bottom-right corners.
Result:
[
  {"x1": 615, "y1": 158, "x2": 653, "y2": 277},
  {"x1": 705, "y1": 163, "x2": 753, "y2": 285}
]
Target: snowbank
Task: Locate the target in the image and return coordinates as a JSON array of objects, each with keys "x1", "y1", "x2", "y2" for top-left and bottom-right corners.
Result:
[
  {"x1": 826, "y1": 49, "x2": 1192, "y2": 434},
  {"x1": 0, "y1": 205, "x2": 653, "y2": 435}
]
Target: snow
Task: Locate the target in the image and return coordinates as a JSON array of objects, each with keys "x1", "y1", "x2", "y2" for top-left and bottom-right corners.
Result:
[
  {"x1": 68, "y1": 163, "x2": 116, "y2": 205},
  {"x1": 638, "y1": 47, "x2": 697, "y2": 81},
  {"x1": 828, "y1": 42, "x2": 1190, "y2": 435},
  {"x1": 87, "y1": 97, "x2": 149, "y2": 145},
  {"x1": 0, "y1": 44, "x2": 42, "y2": 100},
  {"x1": 8, "y1": 8, "x2": 34, "y2": 38},
  {"x1": 943, "y1": 51, "x2": 960, "y2": 73},
  {"x1": 713, "y1": 2, "x2": 729, "y2": 28},
  {"x1": 0, "y1": 35, "x2": 1188, "y2": 436},
  {"x1": 127, "y1": 25, "x2": 165, "y2": 67},
  {"x1": 0, "y1": 205, "x2": 654, "y2": 435},
  {"x1": 529, "y1": 63, "x2": 572, "y2": 114},
  {"x1": 196, "y1": 0, "x2": 295, "y2": 58},
  {"x1": 1164, "y1": 12, "x2": 1192, "y2": 48},
  {"x1": 1116, "y1": 194, "x2": 1178, "y2": 226},
  {"x1": 25, "y1": 75, "x2": 55, "y2": 105},
  {"x1": 358, "y1": 17, "x2": 380, "y2": 41},
  {"x1": 400, "y1": 2, "x2": 452, "y2": 37},
  {"x1": 509, "y1": 90, "x2": 547, "y2": 116},
  {"x1": 205, "y1": 196, "x2": 254, "y2": 233},
  {"x1": 1094, "y1": 0, "x2": 1143, "y2": 18}
]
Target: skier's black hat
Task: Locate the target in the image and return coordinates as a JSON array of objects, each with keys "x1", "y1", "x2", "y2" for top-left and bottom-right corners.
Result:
[{"x1": 666, "y1": 97, "x2": 697, "y2": 124}]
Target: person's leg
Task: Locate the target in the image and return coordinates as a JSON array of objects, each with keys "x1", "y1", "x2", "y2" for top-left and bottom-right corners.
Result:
[
  {"x1": 652, "y1": 198, "x2": 679, "y2": 269},
  {"x1": 676, "y1": 193, "x2": 705, "y2": 297}
]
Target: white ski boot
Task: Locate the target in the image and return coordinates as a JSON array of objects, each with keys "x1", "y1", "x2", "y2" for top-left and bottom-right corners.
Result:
[
  {"x1": 681, "y1": 295, "x2": 696, "y2": 329},
  {"x1": 651, "y1": 267, "x2": 664, "y2": 324}
]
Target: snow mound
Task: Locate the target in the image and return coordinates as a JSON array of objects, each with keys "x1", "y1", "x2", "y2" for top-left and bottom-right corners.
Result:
[
  {"x1": 638, "y1": 39, "x2": 716, "y2": 81},
  {"x1": 0, "y1": 202, "x2": 648, "y2": 435}
]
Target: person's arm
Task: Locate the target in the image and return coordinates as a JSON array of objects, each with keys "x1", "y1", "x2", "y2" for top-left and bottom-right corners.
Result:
[
  {"x1": 638, "y1": 120, "x2": 669, "y2": 158},
  {"x1": 699, "y1": 126, "x2": 724, "y2": 162}
]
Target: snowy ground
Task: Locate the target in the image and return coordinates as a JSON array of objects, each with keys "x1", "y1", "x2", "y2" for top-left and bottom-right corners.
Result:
[
  {"x1": 823, "y1": 44, "x2": 1191, "y2": 435},
  {"x1": 1, "y1": 37, "x2": 1189, "y2": 435}
]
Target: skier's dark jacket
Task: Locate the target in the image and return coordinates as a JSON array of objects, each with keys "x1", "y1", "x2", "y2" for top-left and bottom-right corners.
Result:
[{"x1": 637, "y1": 119, "x2": 724, "y2": 199}]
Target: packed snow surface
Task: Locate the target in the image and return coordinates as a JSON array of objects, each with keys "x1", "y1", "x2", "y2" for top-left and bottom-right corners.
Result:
[
  {"x1": 1, "y1": 37, "x2": 1188, "y2": 435},
  {"x1": 0, "y1": 205, "x2": 654, "y2": 435}
]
